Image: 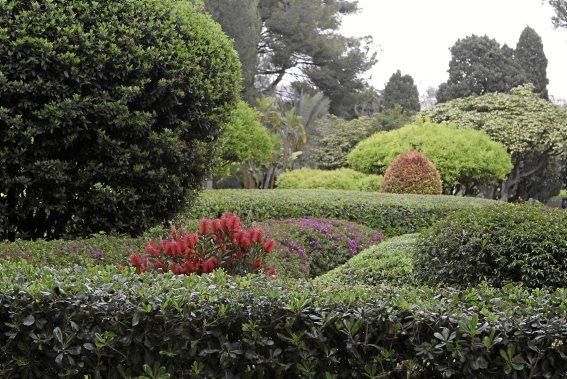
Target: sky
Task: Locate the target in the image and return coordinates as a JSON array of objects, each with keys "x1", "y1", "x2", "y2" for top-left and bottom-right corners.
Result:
[{"x1": 340, "y1": 0, "x2": 567, "y2": 101}]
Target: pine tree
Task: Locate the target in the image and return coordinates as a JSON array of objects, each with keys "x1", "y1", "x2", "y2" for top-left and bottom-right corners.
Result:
[
  {"x1": 515, "y1": 26, "x2": 549, "y2": 99},
  {"x1": 382, "y1": 70, "x2": 420, "y2": 113}
]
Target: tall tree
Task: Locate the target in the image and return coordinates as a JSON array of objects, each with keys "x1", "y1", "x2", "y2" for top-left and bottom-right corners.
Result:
[
  {"x1": 550, "y1": 0, "x2": 567, "y2": 28},
  {"x1": 381, "y1": 70, "x2": 420, "y2": 113},
  {"x1": 204, "y1": 0, "x2": 261, "y2": 102},
  {"x1": 515, "y1": 26, "x2": 549, "y2": 99},
  {"x1": 436, "y1": 35, "x2": 526, "y2": 103}
]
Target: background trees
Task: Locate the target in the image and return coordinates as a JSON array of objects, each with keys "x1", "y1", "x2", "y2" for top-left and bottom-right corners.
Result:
[
  {"x1": 515, "y1": 26, "x2": 549, "y2": 99},
  {"x1": 381, "y1": 71, "x2": 421, "y2": 114}
]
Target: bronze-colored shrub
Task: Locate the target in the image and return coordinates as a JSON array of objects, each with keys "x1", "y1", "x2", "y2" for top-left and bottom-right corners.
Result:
[{"x1": 380, "y1": 151, "x2": 442, "y2": 195}]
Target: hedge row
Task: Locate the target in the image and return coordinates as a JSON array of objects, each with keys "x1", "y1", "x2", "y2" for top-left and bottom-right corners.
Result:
[
  {"x1": 182, "y1": 189, "x2": 499, "y2": 236},
  {"x1": 0, "y1": 262, "x2": 566, "y2": 377}
]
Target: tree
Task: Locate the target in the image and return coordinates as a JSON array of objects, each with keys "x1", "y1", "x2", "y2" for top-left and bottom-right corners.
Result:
[
  {"x1": 381, "y1": 70, "x2": 420, "y2": 113},
  {"x1": 347, "y1": 121, "x2": 513, "y2": 195},
  {"x1": 423, "y1": 85, "x2": 567, "y2": 201},
  {"x1": 515, "y1": 26, "x2": 549, "y2": 99},
  {"x1": 0, "y1": 0, "x2": 241, "y2": 240},
  {"x1": 204, "y1": 0, "x2": 261, "y2": 102},
  {"x1": 436, "y1": 35, "x2": 526, "y2": 103},
  {"x1": 550, "y1": 0, "x2": 567, "y2": 28}
]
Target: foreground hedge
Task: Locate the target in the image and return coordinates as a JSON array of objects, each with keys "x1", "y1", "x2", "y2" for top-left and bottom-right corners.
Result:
[
  {"x1": 183, "y1": 189, "x2": 498, "y2": 236},
  {"x1": 0, "y1": 263, "x2": 566, "y2": 377}
]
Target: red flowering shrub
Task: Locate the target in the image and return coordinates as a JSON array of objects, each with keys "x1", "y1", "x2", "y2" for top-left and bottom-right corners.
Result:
[
  {"x1": 129, "y1": 213, "x2": 276, "y2": 276},
  {"x1": 380, "y1": 150, "x2": 443, "y2": 195}
]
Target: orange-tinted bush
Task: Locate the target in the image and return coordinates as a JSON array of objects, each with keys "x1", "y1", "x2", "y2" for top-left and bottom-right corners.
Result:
[{"x1": 380, "y1": 151, "x2": 442, "y2": 195}]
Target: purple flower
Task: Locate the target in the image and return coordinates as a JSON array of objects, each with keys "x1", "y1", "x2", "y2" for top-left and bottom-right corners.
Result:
[
  {"x1": 347, "y1": 238, "x2": 358, "y2": 254},
  {"x1": 91, "y1": 248, "x2": 103, "y2": 260}
]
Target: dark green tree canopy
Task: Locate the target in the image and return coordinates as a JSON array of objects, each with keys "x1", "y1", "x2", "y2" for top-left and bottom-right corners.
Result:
[
  {"x1": 381, "y1": 70, "x2": 420, "y2": 113},
  {"x1": 436, "y1": 35, "x2": 526, "y2": 103},
  {"x1": 0, "y1": 0, "x2": 241, "y2": 240},
  {"x1": 550, "y1": 0, "x2": 567, "y2": 28},
  {"x1": 515, "y1": 26, "x2": 549, "y2": 99}
]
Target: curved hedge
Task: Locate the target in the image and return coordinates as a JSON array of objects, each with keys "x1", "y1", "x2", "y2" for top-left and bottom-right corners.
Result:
[
  {"x1": 183, "y1": 189, "x2": 499, "y2": 236},
  {"x1": 417, "y1": 205, "x2": 567, "y2": 288},
  {"x1": 277, "y1": 168, "x2": 382, "y2": 192},
  {"x1": 0, "y1": 262, "x2": 566, "y2": 377},
  {"x1": 0, "y1": 0, "x2": 241, "y2": 240}
]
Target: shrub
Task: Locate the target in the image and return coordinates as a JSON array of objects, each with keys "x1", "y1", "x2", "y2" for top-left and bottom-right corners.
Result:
[
  {"x1": 381, "y1": 151, "x2": 443, "y2": 195},
  {"x1": 183, "y1": 189, "x2": 500, "y2": 236},
  {"x1": 0, "y1": 0, "x2": 241, "y2": 240},
  {"x1": 0, "y1": 263, "x2": 566, "y2": 377},
  {"x1": 259, "y1": 218, "x2": 383, "y2": 278},
  {"x1": 276, "y1": 168, "x2": 382, "y2": 191},
  {"x1": 130, "y1": 213, "x2": 276, "y2": 276},
  {"x1": 347, "y1": 121, "x2": 513, "y2": 193},
  {"x1": 316, "y1": 234, "x2": 417, "y2": 286},
  {"x1": 417, "y1": 205, "x2": 567, "y2": 288}
]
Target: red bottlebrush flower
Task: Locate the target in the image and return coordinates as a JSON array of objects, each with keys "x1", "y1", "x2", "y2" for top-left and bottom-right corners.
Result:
[
  {"x1": 212, "y1": 219, "x2": 223, "y2": 234},
  {"x1": 129, "y1": 253, "x2": 145, "y2": 268},
  {"x1": 145, "y1": 240, "x2": 161, "y2": 257},
  {"x1": 251, "y1": 259, "x2": 264, "y2": 270},
  {"x1": 203, "y1": 257, "x2": 219, "y2": 273},
  {"x1": 182, "y1": 260, "x2": 198, "y2": 274},
  {"x1": 240, "y1": 232, "x2": 251, "y2": 250},
  {"x1": 153, "y1": 260, "x2": 168, "y2": 272},
  {"x1": 177, "y1": 239, "x2": 188, "y2": 255},
  {"x1": 250, "y1": 228, "x2": 264, "y2": 244},
  {"x1": 231, "y1": 230, "x2": 241, "y2": 245},
  {"x1": 171, "y1": 263, "x2": 185, "y2": 275},
  {"x1": 199, "y1": 219, "x2": 212, "y2": 235},
  {"x1": 262, "y1": 239, "x2": 276, "y2": 253},
  {"x1": 184, "y1": 233, "x2": 198, "y2": 249},
  {"x1": 265, "y1": 267, "x2": 278, "y2": 278}
]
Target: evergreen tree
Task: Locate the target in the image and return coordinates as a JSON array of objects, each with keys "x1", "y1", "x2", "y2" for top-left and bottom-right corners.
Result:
[
  {"x1": 382, "y1": 70, "x2": 420, "y2": 113},
  {"x1": 550, "y1": 0, "x2": 567, "y2": 28},
  {"x1": 515, "y1": 26, "x2": 549, "y2": 99}
]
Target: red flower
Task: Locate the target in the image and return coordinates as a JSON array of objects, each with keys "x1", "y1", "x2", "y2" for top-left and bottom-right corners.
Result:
[
  {"x1": 250, "y1": 228, "x2": 264, "y2": 243},
  {"x1": 239, "y1": 232, "x2": 251, "y2": 250},
  {"x1": 145, "y1": 240, "x2": 161, "y2": 257},
  {"x1": 265, "y1": 267, "x2": 278, "y2": 277},
  {"x1": 199, "y1": 219, "x2": 212, "y2": 235},
  {"x1": 251, "y1": 258, "x2": 264, "y2": 270},
  {"x1": 184, "y1": 233, "x2": 198, "y2": 249},
  {"x1": 262, "y1": 239, "x2": 276, "y2": 253}
]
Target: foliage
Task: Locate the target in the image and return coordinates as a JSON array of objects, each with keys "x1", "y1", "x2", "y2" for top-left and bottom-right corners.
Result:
[
  {"x1": 516, "y1": 156, "x2": 563, "y2": 202},
  {"x1": 380, "y1": 151, "x2": 443, "y2": 195},
  {"x1": 515, "y1": 26, "x2": 549, "y2": 99},
  {"x1": 260, "y1": 218, "x2": 383, "y2": 278},
  {"x1": 276, "y1": 168, "x2": 382, "y2": 192},
  {"x1": 436, "y1": 35, "x2": 526, "y2": 103},
  {"x1": 423, "y1": 85, "x2": 567, "y2": 200},
  {"x1": 130, "y1": 213, "x2": 276, "y2": 276},
  {"x1": 550, "y1": 0, "x2": 567, "y2": 29},
  {"x1": 204, "y1": 0, "x2": 261, "y2": 102},
  {"x1": 348, "y1": 121, "x2": 513, "y2": 193},
  {"x1": 215, "y1": 102, "x2": 274, "y2": 176},
  {"x1": 417, "y1": 205, "x2": 567, "y2": 289},
  {"x1": 0, "y1": 0, "x2": 241, "y2": 240},
  {"x1": 381, "y1": 70, "x2": 420, "y2": 114},
  {"x1": 182, "y1": 189, "x2": 499, "y2": 236},
  {"x1": 1, "y1": 263, "x2": 567, "y2": 377},
  {"x1": 307, "y1": 111, "x2": 411, "y2": 170},
  {"x1": 315, "y1": 234, "x2": 417, "y2": 287}
]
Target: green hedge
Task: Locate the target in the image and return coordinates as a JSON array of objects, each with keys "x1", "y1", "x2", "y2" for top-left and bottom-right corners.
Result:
[
  {"x1": 315, "y1": 234, "x2": 417, "y2": 287},
  {"x1": 0, "y1": 262, "x2": 566, "y2": 377},
  {"x1": 182, "y1": 189, "x2": 498, "y2": 236},
  {"x1": 277, "y1": 168, "x2": 382, "y2": 192}
]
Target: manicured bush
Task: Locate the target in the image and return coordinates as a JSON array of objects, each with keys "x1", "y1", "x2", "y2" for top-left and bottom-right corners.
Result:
[
  {"x1": 277, "y1": 168, "x2": 382, "y2": 191},
  {"x1": 183, "y1": 189, "x2": 499, "y2": 236},
  {"x1": 316, "y1": 234, "x2": 417, "y2": 286},
  {"x1": 259, "y1": 218, "x2": 383, "y2": 278},
  {"x1": 347, "y1": 121, "x2": 513, "y2": 193},
  {"x1": 0, "y1": 0, "x2": 241, "y2": 240},
  {"x1": 417, "y1": 205, "x2": 567, "y2": 288},
  {"x1": 381, "y1": 151, "x2": 443, "y2": 195},
  {"x1": 0, "y1": 263, "x2": 566, "y2": 377},
  {"x1": 130, "y1": 212, "x2": 276, "y2": 276}
]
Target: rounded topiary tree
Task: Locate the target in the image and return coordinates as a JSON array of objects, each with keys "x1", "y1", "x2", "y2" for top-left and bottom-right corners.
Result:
[
  {"x1": 380, "y1": 151, "x2": 442, "y2": 195},
  {"x1": 0, "y1": 0, "x2": 241, "y2": 240}
]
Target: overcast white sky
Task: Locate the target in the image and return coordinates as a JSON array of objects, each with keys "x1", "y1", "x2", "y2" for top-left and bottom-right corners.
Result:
[{"x1": 340, "y1": 0, "x2": 567, "y2": 101}]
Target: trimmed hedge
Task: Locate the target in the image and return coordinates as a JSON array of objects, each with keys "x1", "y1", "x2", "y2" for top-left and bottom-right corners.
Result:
[
  {"x1": 0, "y1": 262, "x2": 566, "y2": 377},
  {"x1": 316, "y1": 234, "x2": 417, "y2": 287},
  {"x1": 277, "y1": 168, "x2": 382, "y2": 192},
  {"x1": 417, "y1": 205, "x2": 567, "y2": 288},
  {"x1": 260, "y1": 218, "x2": 383, "y2": 278},
  {"x1": 381, "y1": 151, "x2": 443, "y2": 195},
  {"x1": 182, "y1": 189, "x2": 498, "y2": 236}
]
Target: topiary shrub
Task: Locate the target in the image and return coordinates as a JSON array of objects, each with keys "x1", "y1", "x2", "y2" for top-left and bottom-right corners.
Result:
[
  {"x1": 259, "y1": 218, "x2": 384, "y2": 278},
  {"x1": 0, "y1": 0, "x2": 241, "y2": 240},
  {"x1": 276, "y1": 168, "x2": 382, "y2": 192},
  {"x1": 381, "y1": 151, "x2": 443, "y2": 195},
  {"x1": 416, "y1": 205, "x2": 567, "y2": 288}
]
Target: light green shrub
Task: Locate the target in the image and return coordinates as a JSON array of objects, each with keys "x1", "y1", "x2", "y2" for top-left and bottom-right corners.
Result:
[{"x1": 276, "y1": 168, "x2": 382, "y2": 191}]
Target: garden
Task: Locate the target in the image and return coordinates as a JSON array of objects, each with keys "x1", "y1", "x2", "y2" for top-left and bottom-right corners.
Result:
[{"x1": 1, "y1": 0, "x2": 567, "y2": 378}]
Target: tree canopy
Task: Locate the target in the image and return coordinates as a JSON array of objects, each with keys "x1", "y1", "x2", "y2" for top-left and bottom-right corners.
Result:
[
  {"x1": 423, "y1": 85, "x2": 567, "y2": 200},
  {"x1": 381, "y1": 70, "x2": 420, "y2": 114},
  {"x1": 550, "y1": 0, "x2": 567, "y2": 28},
  {"x1": 515, "y1": 26, "x2": 549, "y2": 99},
  {"x1": 347, "y1": 121, "x2": 513, "y2": 194}
]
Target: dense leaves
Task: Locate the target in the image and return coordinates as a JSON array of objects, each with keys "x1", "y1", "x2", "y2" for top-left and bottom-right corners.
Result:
[
  {"x1": 381, "y1": 70, "x2": 420, "y2": 114},
  {"x1": 417, "y1": 205, "x2": 567, "y2": 288},
  {"x1": 182, "y1": 189, "x2": 498, "y2": 236},
  {"x1": 380, "y1": 151, "x2": 443, "y2": 195},
  {"x1": 277, "y1": 168, "x2": 382, "y2": 192},
  {"x1": 348, "y1": 121, "x2": 512, "y2": 193},
  {"x1": 0, "y1": 264, "x2": 566, "y2": 377},
  {"x1": 0, "y1": 0, "x2": 241, "y2": 240},
  {"x1": 515, "y1": 26, "x2": 549, "y2": 99}
]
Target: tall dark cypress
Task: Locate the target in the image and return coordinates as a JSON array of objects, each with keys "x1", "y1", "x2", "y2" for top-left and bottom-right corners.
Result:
[{"x1": 515, "y1": 26, "x2": 549, "y2": 99}]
